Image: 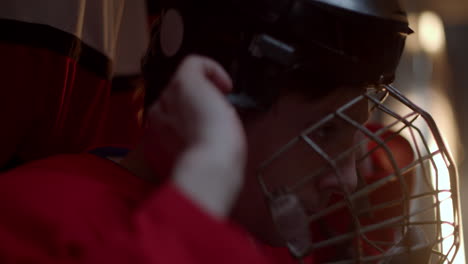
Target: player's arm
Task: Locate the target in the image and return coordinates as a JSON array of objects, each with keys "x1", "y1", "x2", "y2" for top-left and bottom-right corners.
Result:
[
  {"x1": 0, "y1": 170, "x2": 270, "y2": 264},
  {"x1": 142, "y1": 55, "x2": 247, "y2": 219},
  {"x1": 0, "y1": 56, "x2": 268, "y2": 263}
]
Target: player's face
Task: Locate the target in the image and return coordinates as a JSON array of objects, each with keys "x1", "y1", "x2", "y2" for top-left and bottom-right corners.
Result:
[{"x1": 230, "y1": 86, "x2": 370, "y2": 245}]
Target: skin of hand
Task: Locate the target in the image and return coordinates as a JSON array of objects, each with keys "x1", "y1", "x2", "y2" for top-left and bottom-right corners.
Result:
[{"x1": 143, "y1": 55, "x2": 247, "y2": 219}]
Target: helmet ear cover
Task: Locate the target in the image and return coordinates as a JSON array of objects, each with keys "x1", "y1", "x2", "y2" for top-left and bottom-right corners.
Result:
[
  {"x1": 142, "y1": 2, "x2": 248, "y2": 108},
  {"x1": 142, "y1": 0, "x2": 412, "y2": 109}
]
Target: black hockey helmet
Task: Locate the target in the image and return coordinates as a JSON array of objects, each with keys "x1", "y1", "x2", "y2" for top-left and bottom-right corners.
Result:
[{"x1": 142, "y1": 0, "x2": 413, "y2": 108}]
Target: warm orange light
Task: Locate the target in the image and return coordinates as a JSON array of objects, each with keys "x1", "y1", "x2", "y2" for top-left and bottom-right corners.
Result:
[{"x1": 418, "y1": 11, "x2": 446, "y2": 54}]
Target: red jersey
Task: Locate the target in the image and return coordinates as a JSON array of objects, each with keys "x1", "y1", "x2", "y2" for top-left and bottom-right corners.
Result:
[
  {"x1": 0, "y1": 154, "x2": 280, "y2": 264},
  {"x1": 0, "y1": 130, "x2": 411, "y2": 263}
]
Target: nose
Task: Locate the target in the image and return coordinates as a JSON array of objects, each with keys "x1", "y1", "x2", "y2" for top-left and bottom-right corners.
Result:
[
  {"x1": 318, "y1": 154, "x2": 358, "y2": 194},
  {"x1": 318, "y1": 131, "x2": 366, "y2": 194},
  {"x1": 338, "y1": 155, "x2": 359, "y2": 193},
  {"x1": 296, "y1": 154, "x2": 358, "y2": 212}
]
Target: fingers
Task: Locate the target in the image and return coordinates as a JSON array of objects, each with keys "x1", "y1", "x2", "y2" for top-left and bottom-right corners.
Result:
[
  {"x1": 200, "y1": 57, "x2": 233, "y2": 94},
  {"x1": 146, "y1": 54, "x2": 240, "y2": 148},
  {"x1": 148, "y1": 55, "x2": 230, "y2": 120},
  {"x1": 179, "y1": 55, "x2": 233, "y2": 94},
  {"x1": 146, "y1": 55, "x2": 245, "y2": 219}
]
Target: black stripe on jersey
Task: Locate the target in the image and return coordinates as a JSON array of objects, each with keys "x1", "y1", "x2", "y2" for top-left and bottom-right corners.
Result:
[{"x1": 0, "y1": 18, "x2": 112, "y2": 80}]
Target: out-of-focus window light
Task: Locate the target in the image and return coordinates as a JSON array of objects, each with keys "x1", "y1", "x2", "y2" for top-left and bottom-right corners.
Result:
[
  {"x1": 428, "y1": 89, "x2": 464, "y2": 264},
  {"x1": 406, "y1": 13, "x2": 420, "y2": 53},
  {"x1": 418, "y1": 11, "x2": 446, "y2": 55},
  {"x1": 419, "y1": 12, "x2": 465, "y2": 264},
  {"x1": 396, "y1": 10, "x2": 464, "y2": 263}
]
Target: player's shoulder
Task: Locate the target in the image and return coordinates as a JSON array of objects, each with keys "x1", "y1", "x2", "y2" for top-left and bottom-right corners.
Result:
[
  {"x1": 0, "y1": 154, "x2": 148, "y2": 261},
  {"x1": 0, "y1": 154, "x2": 121, "y2": 186},
  {"x1": 0, "y1": 154, "x2": 144, "y2": 214}
]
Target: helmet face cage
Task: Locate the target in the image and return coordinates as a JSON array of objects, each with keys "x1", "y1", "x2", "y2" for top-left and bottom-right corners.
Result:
[{"x1": 258, "y1": 85, "x2": 460, "y2": 263}]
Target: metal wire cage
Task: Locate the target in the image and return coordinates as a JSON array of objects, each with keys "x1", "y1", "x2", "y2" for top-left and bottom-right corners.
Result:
[{"x1": 257, "y1": 85, "x2": 461, "y2": 263}]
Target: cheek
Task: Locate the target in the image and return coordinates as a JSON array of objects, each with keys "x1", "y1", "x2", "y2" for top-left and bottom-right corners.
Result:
[
  {"x1": 246, "y1": 118, "x2": 301, "y2": 171},
  {"x1": 257, "y1": 140, "x2": 329, "y2": 193},
  {"x1": 245, "y1": 103, "x2": 317, "y2": 163},
  {"x1": 319, "y1": 126, "x2": 360, "y2": 159},
  {"x1": 246, "y1": 123, "x2": 337, "y2": 193}
]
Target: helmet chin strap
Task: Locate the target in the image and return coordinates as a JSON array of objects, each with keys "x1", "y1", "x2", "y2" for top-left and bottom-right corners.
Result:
[{"x1": 269, "y1": 192, "x2": 312, "y2": 258}]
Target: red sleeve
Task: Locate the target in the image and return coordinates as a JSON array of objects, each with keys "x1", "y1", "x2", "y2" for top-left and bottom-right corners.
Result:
[
  {"x1": 136, "y1": 184, "x2": 269, "y2": 264},
  {"x1": 0, "y1": 162, "x2": 271, "y2": 264}
]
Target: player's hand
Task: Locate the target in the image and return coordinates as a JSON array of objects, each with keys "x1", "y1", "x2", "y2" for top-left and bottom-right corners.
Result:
[{"x1": 144, "y1": 55, "x2": 247, "y2": 218}]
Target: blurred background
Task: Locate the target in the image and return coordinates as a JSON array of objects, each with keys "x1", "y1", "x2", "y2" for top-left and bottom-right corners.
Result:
[
  {"x1": 398, "y1": 1, "x2": 468, "y2": 263},
  {"x1": 0, "y1": 0, "x2": 467, "y2": 263}
]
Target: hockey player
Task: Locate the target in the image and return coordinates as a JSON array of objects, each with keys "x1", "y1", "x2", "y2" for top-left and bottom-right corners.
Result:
[{"x1": 0, "y1": 0, "x2": 459, "y2": 263}]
